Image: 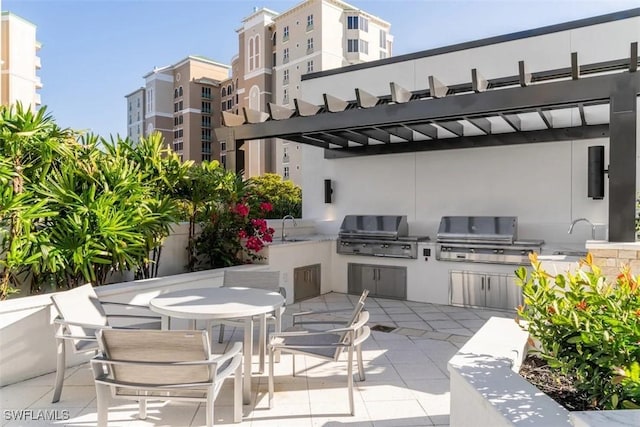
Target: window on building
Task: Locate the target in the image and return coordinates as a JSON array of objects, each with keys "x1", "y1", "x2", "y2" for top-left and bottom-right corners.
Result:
[
  {"x1": 128, "y1": 101, "x2": 132, "y2": 111},
  {"x1": 307, "y1": 38, "x2": 314, "y2": 53},
  {"x1": 283, "y1": 166, "x2": 290, "y2": 179},
  {"x1": 380, "y1": 30, "x2": 387, "y2": 49},
  {"x1": 273, "y1": 52, "x2": 276, "y2": 67},
  {"x1": 222, "y1": 102, "x2": 226, "y2": 111},
  {"x1": 221, "y1": 141, "x2": 227, "y2": 151},
  {"x1": 283, "y1": 48, "x2": 289, "y2": 63},
  {"x1": 179, "y1": 115, "x2": 183, "y2": 125},
  {"x1": 283, "y1": 88, "x2": 289, "y2": 104},
  {"x1": 283, "y1": 69, "x2": 289, "y2": 84},
  {"x1": 147, "y1": 89, "x2": 153, "y2": 112},
  {"x1": 253, "y1": 35, "x2": 261, "y2": 69},
  {"x1": 202, "y1": 115, "x2": 211, "y2": 128},
  {"x1": 137, "y1": 112, "x2": 140, "y2": 121},
  {"x1": 173, "y1": 141, "x2": 183, "y2": 151},
  {"x1": 307, "y1": 14, "x2": 314, "y2": 30},
  {"x1": 360, "y1": 40, "x2": 369, "y2": 54},
  {"x1": 174, "y1": 117, "x2": 179, "y2": 126},
  {"x1": 360, "y1": 17, "x2": 368, "y2": 32},
  {"x1": 174, "y1": 102, "x2": 179, "y2": 113},
  {"x1": 202, "y1": 128, "x2": 211, "y2": 142},
  {"x1": 202, "y1": 87, "x2": 211, "y2": 99},
  {"x1": 273, "y1": 31, "x2": 277, "y2": 46},
  {"x1": 249, "y1": 37, "x2": 254, "y2": 70},
  {"x1": 202, "y1": 101, "x2": 211, "y2": 113},
  {"x1": 174, "y1": 88, "x2": 178, "y2": 98},
  {"x1": 128, "y1": 115, "x2": 132, "y2": 125},
  {"x1": 307, "y1": 60, "x2": 314, "y2": 73},
  {"x1": 227, "y1": 84, "x2": 232, "y2": 94},
  {"x1": 202, "y1": 142, "x2": 211, "y2": 154},
  {"x1": 137, "y1": 98, "x2": 140, "y2": 108},
  {"x1": 227, "y1": 99, "x2": 232, "y2": 110},
  {"x1": 179, "y1": 86, "x2": 183, "y2": 96},
  {"x1": 347, "y1": 16, "x2": 358, "y2": 29},
  {"x1": 221, "y1": 153, "x2": 227, "y2": 168},
  {"x1": 347, "y1": 39, "x2": 358, "y2": 52},
  {"x1": 380, "y1": 51, "x2": 387, "y2": 59},
  {"x1": 236, "y1": 94, "x2": 238, "y2": 104},
  {"x1": 283, "y1": 26, "x2": 289, "y2": 41},
  {"x1": 222, "y1": 87, "x2": 227, "y2": 97}
]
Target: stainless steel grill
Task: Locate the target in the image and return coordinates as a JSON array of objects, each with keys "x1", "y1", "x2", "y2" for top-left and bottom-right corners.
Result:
[
  {"x1": 436, "y1": 216, "x2": 543, "y2": 265},
  {"x1": 337, "y1": 215, "x2": 429, "y2": 259}
]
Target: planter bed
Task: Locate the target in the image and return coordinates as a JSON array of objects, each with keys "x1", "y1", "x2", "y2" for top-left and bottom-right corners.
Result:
[{"x1": 448, "y1": 317, "x2": 640, "y2": 426}]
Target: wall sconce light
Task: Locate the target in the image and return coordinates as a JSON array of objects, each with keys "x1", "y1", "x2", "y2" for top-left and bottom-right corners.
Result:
[
  {"x1": 324, "y1": 179, "x2": 333, "y2": 203},
  {"x1": 588, "y1": 145, "x2": 608, "y2": 200}
]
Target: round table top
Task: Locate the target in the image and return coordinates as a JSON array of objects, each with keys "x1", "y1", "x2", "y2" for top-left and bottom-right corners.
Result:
[{"x1": 149, "y1": 287, "x2": 285, "y2": 320}]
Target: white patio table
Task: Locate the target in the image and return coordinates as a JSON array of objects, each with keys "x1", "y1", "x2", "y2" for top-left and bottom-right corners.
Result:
[{"x1": 149, "y1": 286, "x2": 285, "y2": 404}]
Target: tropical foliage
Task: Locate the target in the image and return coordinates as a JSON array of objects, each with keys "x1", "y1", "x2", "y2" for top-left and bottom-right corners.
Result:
[
  {"x1": 250, "y1": 173, "x2": 302, "y2": 218},
  {"x1": 0, "y1": 105, "x2": 187, "y2": 298},
  {"x1": 516, "y1": 253, "x2": 640, "y2": 409},
  {"x1": 0, "y1": 104, "x2": 288, "y2": 298}
]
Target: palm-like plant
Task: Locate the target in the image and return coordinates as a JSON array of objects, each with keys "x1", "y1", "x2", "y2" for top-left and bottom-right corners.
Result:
[
  {"x1": 102, "y1": 133, "x2": 189, "y2": 279},
  {"x1": 0, "y1": 104, "x2": 73, "y2": 298}
]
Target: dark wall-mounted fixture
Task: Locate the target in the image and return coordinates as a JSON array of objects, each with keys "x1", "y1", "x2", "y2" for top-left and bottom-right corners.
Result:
[
  {"x1": 324, "y1": 179, "x2": 333, "y2": 203},
  {"x1": 588, "y1": 145, "x2": 608, "y2": 200}
]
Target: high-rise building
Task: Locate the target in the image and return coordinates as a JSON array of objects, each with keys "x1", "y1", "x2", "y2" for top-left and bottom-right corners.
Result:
[
  {"x1": 1, "y1": 10, "x2": 42, "y2": 109},
  {"x1": 126, "y1": 56, "x2": 230, "y2": 162},
  {"x1": 225, "y1": 0, "x2": 392, "y2": 183}
]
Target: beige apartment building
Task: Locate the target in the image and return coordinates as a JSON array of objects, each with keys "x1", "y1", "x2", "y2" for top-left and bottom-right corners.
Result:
[
  {"x1": 126, "y1": 56, "x2": 229, "y2": 163},
  {"x1": 1, "y1": 10, "x2": 42, "y2": 109},
  {"x1": 223, "y1": 0, "x2": 392, "y2": 183}
]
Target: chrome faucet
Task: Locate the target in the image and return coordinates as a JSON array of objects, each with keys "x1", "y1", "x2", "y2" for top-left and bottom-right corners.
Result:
[
  {"x1": 281, "y1": 215, "x2": 297, "y2": 241},
  {"x1": 568, "y1": 218, "x2": 596, "y2": 240}
]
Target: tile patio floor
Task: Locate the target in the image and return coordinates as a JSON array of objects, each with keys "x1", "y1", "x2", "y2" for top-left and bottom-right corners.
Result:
[{"x1": 0, "y1": 293, "x2": 512, "y2": 427}]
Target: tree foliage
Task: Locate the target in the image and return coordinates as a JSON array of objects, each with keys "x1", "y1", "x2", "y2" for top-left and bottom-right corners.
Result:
[{"x1": 249, "y1": 173, "x2": 301, "y2": 218}]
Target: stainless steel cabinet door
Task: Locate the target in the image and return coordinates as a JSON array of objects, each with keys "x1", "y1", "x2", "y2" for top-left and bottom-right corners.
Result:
[
  {"x1": 348, "y1": 263, "x2": 376, "y2": 296},
  {"x1": 375, "y1": 265, "x2": 407, "y2": 300},
  {"x1": 485, "y1": 274, "x2": 521, "y2": 311},
  {"x1": 450, "y1": 271, "x2": 485, "y2": 307},
  {"x1": 294, "y1": 264, "x2": 321, "y2": 302}
]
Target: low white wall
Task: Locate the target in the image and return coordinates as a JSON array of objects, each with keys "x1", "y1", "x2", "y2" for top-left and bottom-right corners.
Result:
[
  {"x1": 448, "y1": 317, "x2": 640, "y2": 426},
  {"x1": 0, "y1": 265, "x2": 270, "y2": 387}
]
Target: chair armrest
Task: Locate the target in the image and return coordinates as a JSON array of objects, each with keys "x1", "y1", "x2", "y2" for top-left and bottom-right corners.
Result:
[
  {"x1": 92, "y1": 356, "x2": 227, "y2": 368},
  {"x1": 101, "y1": 301, "x2": 152, "y2": 309},
  {"x1": 105, "y1": 314, "x2": 161, "y2": 321},
  {"x1": 213, "y1": 342, "x2": 243, "y2": 382},
  {"x1": 278, "y1": 287, "x2": 287, "y2": 302}
]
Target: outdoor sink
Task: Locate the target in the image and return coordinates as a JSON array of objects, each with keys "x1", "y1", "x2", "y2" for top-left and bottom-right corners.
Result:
[{"x1": 552, "y1": 250, "x2": 588, "y2": 257}]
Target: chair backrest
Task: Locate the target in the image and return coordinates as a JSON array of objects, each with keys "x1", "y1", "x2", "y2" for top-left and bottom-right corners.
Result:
[
  {"x1": 51, "y1": 283, "x2": 108, "y2": 341},
  {"x1": 223, "y1": 270, "x2": 281, "y2": 291},
  {"x1": 332, "y1": 289, "x2": 370, "y2": 359},
  {"x1": 97, "y1": 329, "x2": 211, "y2": 386}
]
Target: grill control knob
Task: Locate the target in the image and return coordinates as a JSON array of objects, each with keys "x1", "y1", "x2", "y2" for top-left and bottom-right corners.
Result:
[{"x1": 493, "y1": 249, "x2": 498, "y2": 254}]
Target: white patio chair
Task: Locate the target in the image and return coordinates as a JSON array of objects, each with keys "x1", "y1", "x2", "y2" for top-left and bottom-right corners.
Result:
[
  {"x1": 214, "y1": 270, "x2": 285, "y2": 343},
  {"x1": 92, "y1": 329, "x2": 242, "y2": 427},
  {"x1": 50, "y1": 283, "x2": 161, "y2": 403},
  {"x1": 268, "y1": 289, "x2": 371, "y2": 415}
]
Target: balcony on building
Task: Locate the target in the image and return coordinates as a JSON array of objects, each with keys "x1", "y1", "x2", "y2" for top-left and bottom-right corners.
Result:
[
  {"x1": 34, "y1": 76, "x2": 43, "y2": 89},
  {"x1": 35, "y1": 56, "x2": 42, "y2": 69}
]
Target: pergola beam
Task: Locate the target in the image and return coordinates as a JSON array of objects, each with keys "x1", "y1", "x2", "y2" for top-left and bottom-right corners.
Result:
[{"x1": 230, "y1": 72, "x2": 638, "y2": 141}]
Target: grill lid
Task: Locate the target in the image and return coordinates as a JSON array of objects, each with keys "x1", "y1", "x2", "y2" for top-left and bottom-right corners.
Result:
[
  {"x1": 437, "y1": 216, "x2": 517, "y2": 244},
  {"x1": 339, "y1": 215, "x2": 408, "y2": 240}
]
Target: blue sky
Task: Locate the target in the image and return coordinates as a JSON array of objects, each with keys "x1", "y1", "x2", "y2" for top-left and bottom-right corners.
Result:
[{"x1": 5, "y1": 0, "x2": 640, "y2": 137}]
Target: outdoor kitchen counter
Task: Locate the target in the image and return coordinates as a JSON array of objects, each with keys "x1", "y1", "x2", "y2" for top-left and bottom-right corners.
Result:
[{"x1": 266, "y1": 234, "x2": 336, "y2": 246}]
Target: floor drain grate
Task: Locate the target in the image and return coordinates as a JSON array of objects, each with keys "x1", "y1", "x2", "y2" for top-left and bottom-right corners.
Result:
[{"x1": 371, "y1": 324, "x2": 396, "y2": 333}]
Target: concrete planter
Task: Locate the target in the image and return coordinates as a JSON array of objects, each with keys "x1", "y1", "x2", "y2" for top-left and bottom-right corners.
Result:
[{"x1": 448, "y1": 317, "x2": 640, "y2": 426}]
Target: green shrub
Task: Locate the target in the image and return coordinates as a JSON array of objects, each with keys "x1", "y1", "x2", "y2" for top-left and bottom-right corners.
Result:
[
  {"x1": 249, "y1": 173, "x2": 301, "y2": 218},
  {"x1": 516, "y1": 253, "x2": 640, "y2": 409}
]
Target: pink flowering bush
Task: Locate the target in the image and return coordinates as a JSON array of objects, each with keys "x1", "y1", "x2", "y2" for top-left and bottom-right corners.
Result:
[{"x1": 195, "y1": 198, "x2": 275, "y2": 268}]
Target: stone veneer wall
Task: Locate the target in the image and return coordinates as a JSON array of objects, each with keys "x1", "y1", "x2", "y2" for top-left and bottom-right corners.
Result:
[{"x1": 586, "y1": 242, "x2": 640, "y2": 278}]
